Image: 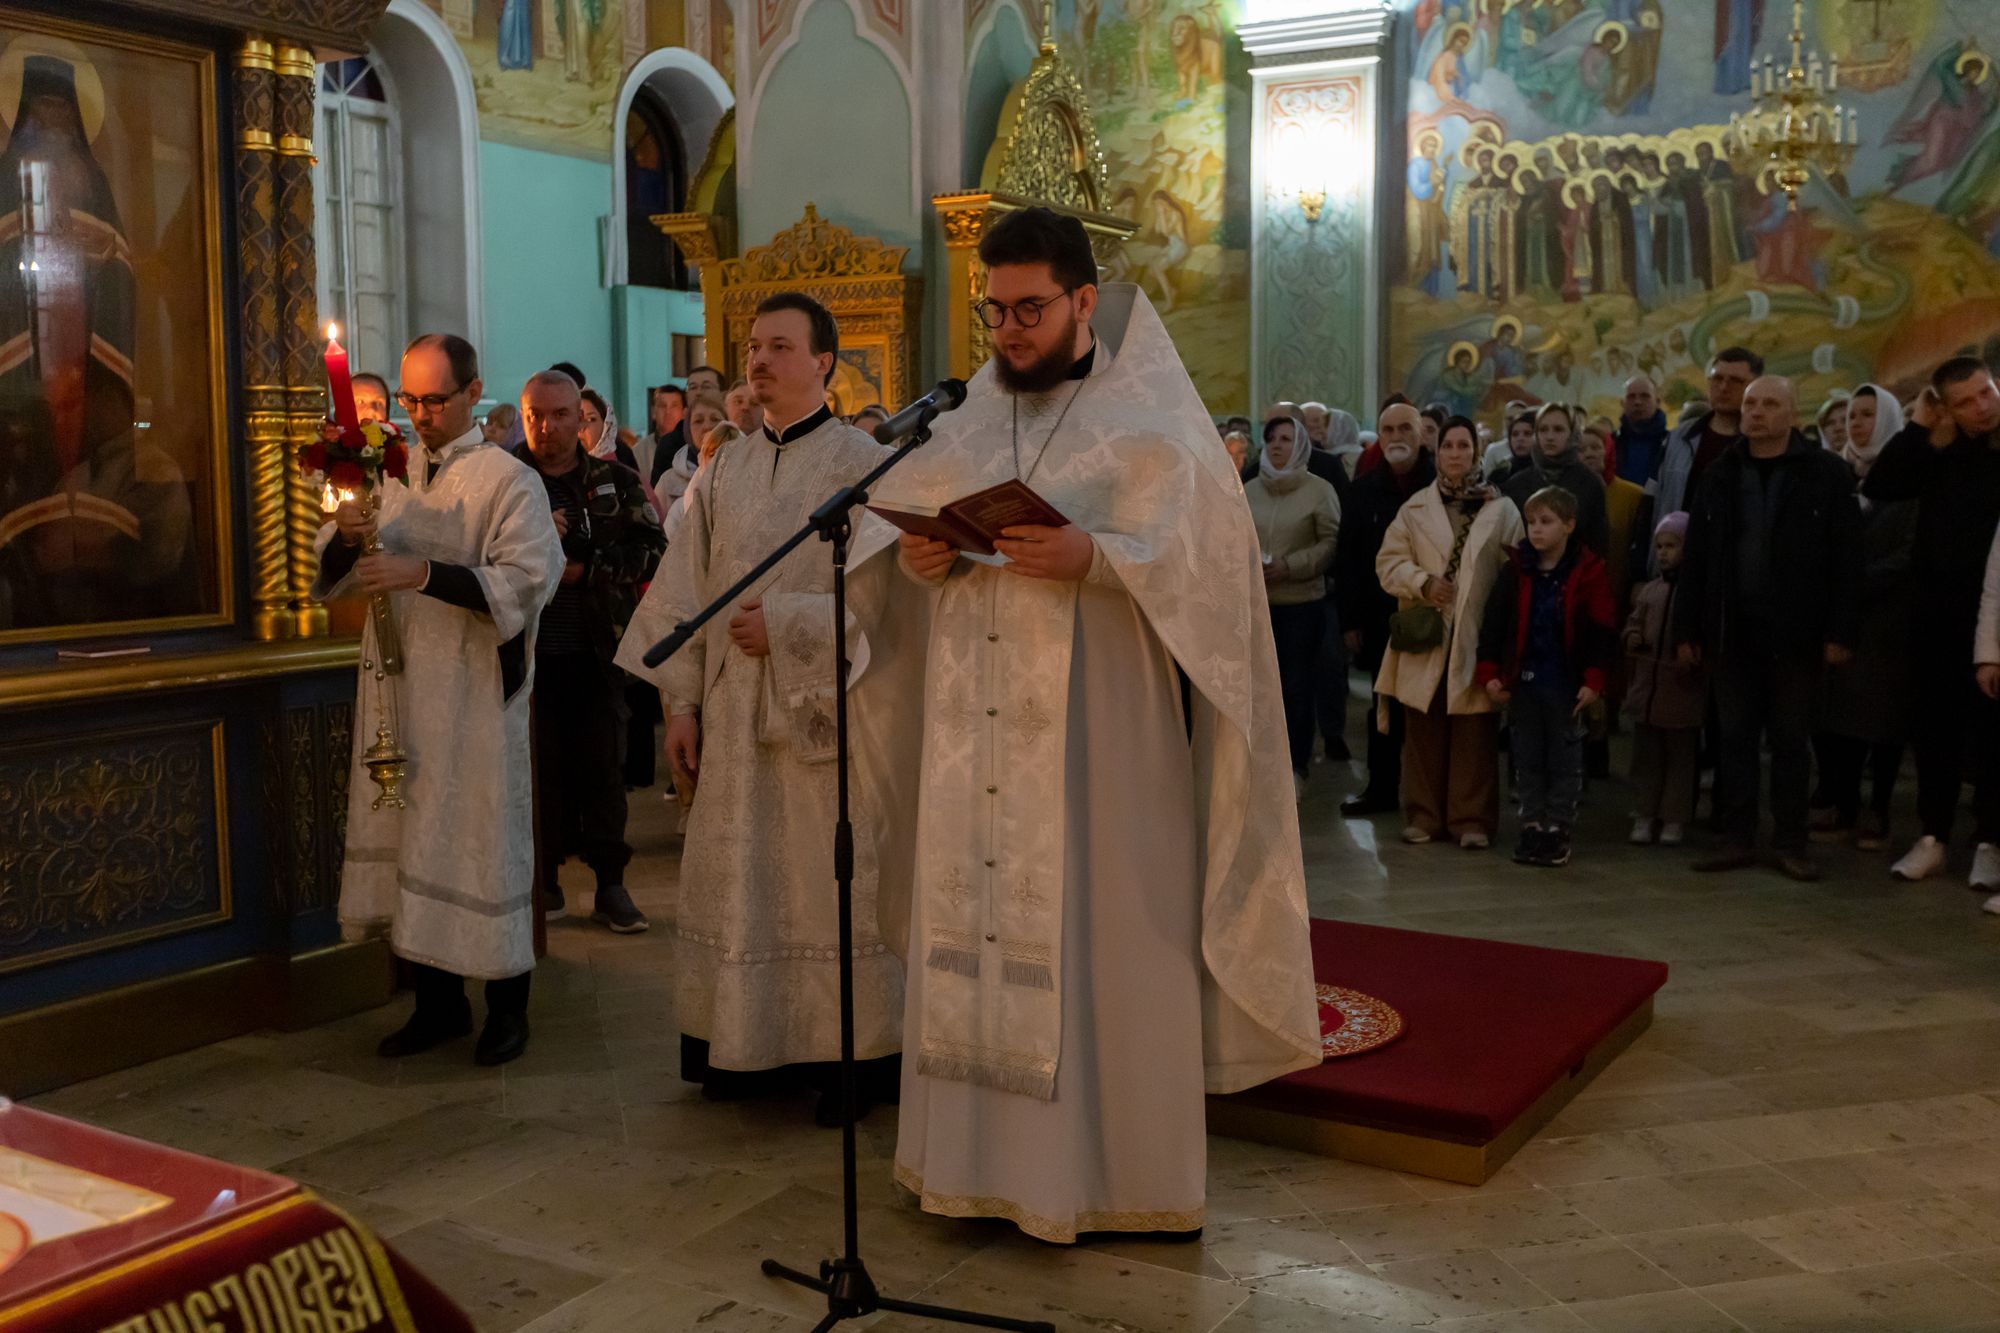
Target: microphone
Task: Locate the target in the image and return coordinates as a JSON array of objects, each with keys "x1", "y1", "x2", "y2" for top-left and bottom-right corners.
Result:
[{"x1": 872, "y1": 379, "x2": 968, "y2": 444}]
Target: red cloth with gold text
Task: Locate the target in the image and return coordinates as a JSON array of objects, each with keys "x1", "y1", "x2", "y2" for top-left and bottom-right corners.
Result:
[{"x1": 0, "y1": 1102, "x2": 471, "y2": 1332}]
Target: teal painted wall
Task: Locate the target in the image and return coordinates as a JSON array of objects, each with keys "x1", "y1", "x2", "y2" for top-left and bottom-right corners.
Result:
[
  {"x1": 478, "y1": 141, "x2": 614, "y2": 413},
  {"x1": 744, "y1": 0, "x2": 917, "y2": 253},
  {"x1": 964, "y1": 8, "x2": 1036, "y2": 182},
  {"x1": 612, "y1": 285, "x2": 707, "y2": 426}
]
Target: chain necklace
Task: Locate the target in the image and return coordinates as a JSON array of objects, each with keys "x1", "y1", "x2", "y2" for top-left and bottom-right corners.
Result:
[{"x1": 1011, "y1": 378, "x2": 1087, "y2": 483}]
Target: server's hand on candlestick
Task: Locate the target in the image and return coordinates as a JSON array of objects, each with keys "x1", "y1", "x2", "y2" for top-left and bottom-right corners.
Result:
[
  {"x1": 356, "y1": 552, "x2": 428, "y2": 593},
  {"x1": 333, "y1": 500, "x2": 376, "y2": 547}
]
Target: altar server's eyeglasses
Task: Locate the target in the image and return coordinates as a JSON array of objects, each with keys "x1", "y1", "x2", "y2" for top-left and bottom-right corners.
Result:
[
  {"x1": 974, "y1": 289, "x2": 1073, "y2": 330},
  {"x1": 396, "y1": 382, "x2": 470, "y2": 412}
]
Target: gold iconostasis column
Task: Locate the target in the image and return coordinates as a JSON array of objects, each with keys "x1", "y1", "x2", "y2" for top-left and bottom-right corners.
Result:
[
  {"x1": 275, "y1": 44, "x2": 327, "y2": 638},
  {"x1": 234, "y1": 37, "x2": 292, "y2": 642}
]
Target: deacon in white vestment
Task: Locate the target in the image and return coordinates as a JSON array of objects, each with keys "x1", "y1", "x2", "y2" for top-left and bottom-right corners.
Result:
[
  {"x1": 315, "y1": 334, "x2": 562, "y2": 1067},
  {"x1": 851, "y1": 209, "x2": 1320, "y2": 1242},
  {"x1": 616, "y1": 293, "x2": 904, "y2": 1123}
]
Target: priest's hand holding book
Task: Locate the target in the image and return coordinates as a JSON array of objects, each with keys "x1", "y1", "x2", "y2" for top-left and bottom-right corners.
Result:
[
  {"x1": 874, "y1": 478, "x2": 1084, "y2": 581},
  {"x1": 992, "y1": 524, "x2": 1093, "y2": 581}
]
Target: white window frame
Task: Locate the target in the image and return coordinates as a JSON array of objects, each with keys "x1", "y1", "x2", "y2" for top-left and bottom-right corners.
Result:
[{"x1": 313, "y1": 55, "x2": 409, "y2": 382}]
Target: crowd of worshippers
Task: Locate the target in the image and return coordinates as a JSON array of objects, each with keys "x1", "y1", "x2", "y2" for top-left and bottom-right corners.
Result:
[
  {"x1": 1230, "y1": 350, "x2": 2000, "y2": 904},
  {"x1": 329, "y1": 357, "x2": 898, "y2": 945}
]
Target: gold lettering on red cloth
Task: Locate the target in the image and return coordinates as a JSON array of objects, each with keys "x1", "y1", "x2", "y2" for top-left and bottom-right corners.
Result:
[{"x1": 100, "y1": 1226, "x2": 393, "y2": 1333}]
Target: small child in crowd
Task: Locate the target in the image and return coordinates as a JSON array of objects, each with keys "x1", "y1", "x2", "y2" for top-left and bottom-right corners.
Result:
[
  {"x1": 1622, "y1": 512, "x2": 1707, "y2": 846},
  {"x1": 1477, "y1": 487, "x2": 1617, "y2": 867}
]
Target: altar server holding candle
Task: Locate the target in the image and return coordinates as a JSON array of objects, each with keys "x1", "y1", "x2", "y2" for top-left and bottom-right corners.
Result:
[{"x1": 312, "y1": 333, "x2": 562, "y2": 1067}]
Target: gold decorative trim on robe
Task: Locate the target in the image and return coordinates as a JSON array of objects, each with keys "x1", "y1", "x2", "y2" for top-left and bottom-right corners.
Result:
[{"x1": 892, "y1": 1163, "x2": 1202, "y2": 1246}]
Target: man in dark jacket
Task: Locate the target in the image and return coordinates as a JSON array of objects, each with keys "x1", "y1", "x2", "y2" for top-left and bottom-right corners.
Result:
[
  {"x1": 1501, "y1": 404, "x2": 1610, "y2": 556},
  {"x1": 1614, "y1": 374, "x2": 1669, "y2": 486},
  {"x1": 1335, "y1": 402, "x2": 1435, "y2": 815},
  {"x1": 1860, "y1": 355, "x2": 2000, "y2": 888},
  {"x1": 1635, "y1": 347, "x2": 1759, "y2": 577},
  {"x1": 514, "y1": 370, "x2": 667, "y2": 931},
  {"x1": 1673, "y1": 375, "x2": 1862, "y2": 881}
]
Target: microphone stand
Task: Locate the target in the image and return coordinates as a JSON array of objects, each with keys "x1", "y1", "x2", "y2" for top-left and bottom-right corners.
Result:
[{"x1": 642, "y1": 406, "x2": 1054, "y2": 1333}]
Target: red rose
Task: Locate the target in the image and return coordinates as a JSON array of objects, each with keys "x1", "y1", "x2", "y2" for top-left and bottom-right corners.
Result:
[
  {"x1": 382, "y1": 441, "x2": 409, "y2": 480},
  {"x1": 302, "y1": 442, "x2": 328, "y2": 474},
  {"x1": 329, "y1": 460, "x2": 366, "y2": 489}
]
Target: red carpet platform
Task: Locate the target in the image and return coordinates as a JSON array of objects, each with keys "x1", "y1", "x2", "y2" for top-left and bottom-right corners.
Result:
[{"x1": 1209, "y1": 920, "x2": 1669, "y2": 1184}]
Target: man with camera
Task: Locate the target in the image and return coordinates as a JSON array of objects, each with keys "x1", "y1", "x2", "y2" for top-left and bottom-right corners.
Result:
[{"x1": 514, "y1": 369, "x2": 666, "y2": 932}]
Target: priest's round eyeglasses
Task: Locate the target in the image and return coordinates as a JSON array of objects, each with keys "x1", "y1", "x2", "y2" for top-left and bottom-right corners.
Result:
[
  {"x1": 973, "y1": 289, "x2": 1073, "y2": 330},
  {"x1": 395, "y1": 383, "x2": 471, "y2": 412}
]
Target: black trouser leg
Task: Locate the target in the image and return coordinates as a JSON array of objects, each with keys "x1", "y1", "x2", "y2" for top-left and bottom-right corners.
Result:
[
  {"x1": 1711, "y1": 654, "x2": 1770, "y2": 849},
  {"x1": 484, "y1": 971, "x2": 531, "y2": 1018},
  {"x1": 410, "y1": 962, "x2": 467, "y2": 1017},
  {"x1": 623, "y1": 677, "x2": 659, "y2": 788},
  {"x1": 1765, "y1": 656, "x2": 1820, "y2": 852},
  {"x1": 535, "y1": 652, "x2": 633, "y2": 890},
  {"x1": 1973, "y1": 694, "x2": 2000, "y2": 845},
  {"x1": 1365, "y1": 692, "x2": 1405, "y2": 802},
  {"x1": 1816, "y1": 733, "x2": 1865, "y2": 824},
  {"x1": 1868, "y1": 742, "x2": 1903, "y2": 820},
  {"x1": 1271, "y1": 602, "x2": 1326, "y2": 776},
  {"x1": 1314, "y1": 597, "x2": 1348, "y2": 754},
  {"x1": 1911, "y1": 644, "x2": 1971, "y2": 842}
]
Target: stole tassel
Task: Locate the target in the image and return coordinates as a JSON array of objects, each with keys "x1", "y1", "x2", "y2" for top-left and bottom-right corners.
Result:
[
  {"x1": 926, "y1": 945, "x2": 982, "y2": 978},
  {"x1": 1001, "y1": 959, "x2": 1055, "y2": 991}
]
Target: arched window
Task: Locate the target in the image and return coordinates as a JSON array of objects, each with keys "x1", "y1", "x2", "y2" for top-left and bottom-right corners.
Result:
[
  {"x1": 315, "y1": 55, "x2": 408, "y2": 379},
  {"x1": 624, "y1": 91, "x2": 691, "y2": 291}
]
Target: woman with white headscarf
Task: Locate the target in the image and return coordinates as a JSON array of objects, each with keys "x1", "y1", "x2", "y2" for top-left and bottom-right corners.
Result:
[
  {"x1": 1813, "y1": 383, "x2": 1914, "y2": 851},
  {"x1": 1246, "y1": 412, "x2": 1340, "y2": 798}
]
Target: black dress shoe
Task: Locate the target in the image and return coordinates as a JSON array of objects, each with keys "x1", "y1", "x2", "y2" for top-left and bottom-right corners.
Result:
[
  {"x1": 375, "y1": 1001, "x2": 473, "y2": 1058},
  {"x1": 474, "y1": 1012, "x2": 530, "y2": 1066},
  {"x1": 1340, "y1": 793, "x2": 1395, "y2": 817}
]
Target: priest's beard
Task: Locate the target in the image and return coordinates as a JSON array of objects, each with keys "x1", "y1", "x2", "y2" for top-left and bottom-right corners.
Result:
[{"x1": 994, "y1": 314, "x2": 1080, "y2": 396}]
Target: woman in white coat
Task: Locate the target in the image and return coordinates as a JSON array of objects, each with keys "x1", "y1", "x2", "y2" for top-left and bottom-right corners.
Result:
[{"x1": 1374, "y1": 416, "x2": 1524, "y2": 847}]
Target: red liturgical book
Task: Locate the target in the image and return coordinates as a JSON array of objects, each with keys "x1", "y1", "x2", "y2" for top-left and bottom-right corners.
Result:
[{"x1": 868, "y1": 479, "x2": 1069, "y2": 557}]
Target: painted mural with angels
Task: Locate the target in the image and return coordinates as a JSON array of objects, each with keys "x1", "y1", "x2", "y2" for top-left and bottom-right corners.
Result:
[{"x1": 1390, "y1": 0, "x2": 2000, "y2": 425}]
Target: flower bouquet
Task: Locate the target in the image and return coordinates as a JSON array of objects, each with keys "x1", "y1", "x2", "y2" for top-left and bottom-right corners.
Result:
[{"x1": 304, "y1": 414, "x2": 410, "y2": 675}]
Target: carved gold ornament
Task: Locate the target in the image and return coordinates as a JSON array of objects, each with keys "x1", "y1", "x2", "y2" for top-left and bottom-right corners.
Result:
[{"x1": 722, "y1": 203, "x2": 908, "y2": 285}]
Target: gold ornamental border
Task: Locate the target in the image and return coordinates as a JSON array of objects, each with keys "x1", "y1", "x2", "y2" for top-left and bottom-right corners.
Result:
[
  {"x1": 0, "y1": 638, "x2": 358, "y2": 710},
  {"x1": 0, "y1": 717, "x2": 233, "y2": 977},
  {"x1": 0, "y1": 7, "x2": 236, "y2": 648}
]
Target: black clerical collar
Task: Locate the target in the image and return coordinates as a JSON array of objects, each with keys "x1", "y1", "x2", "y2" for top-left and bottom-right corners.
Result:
[
  {"x1": 763, "y1": 404, "x2": 833, "y2": 446},
  {"x1": 1068, "y1": 340, "x2": 1097, "y2": 381}
]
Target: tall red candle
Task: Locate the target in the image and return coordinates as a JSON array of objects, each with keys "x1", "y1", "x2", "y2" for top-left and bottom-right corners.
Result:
[{"x1": 324, "y1": 322, "x2": 361, "y2": 439}]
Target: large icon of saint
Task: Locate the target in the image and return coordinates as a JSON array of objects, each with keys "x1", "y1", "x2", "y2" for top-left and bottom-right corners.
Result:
[{"x1": 0, "y1": 38, "x2": 192, "y2": 632}]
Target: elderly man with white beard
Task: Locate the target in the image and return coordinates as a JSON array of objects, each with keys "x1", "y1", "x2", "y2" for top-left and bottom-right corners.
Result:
[{"x1": 1335, "y1": 402, "x2": 1438, "y2": 817}]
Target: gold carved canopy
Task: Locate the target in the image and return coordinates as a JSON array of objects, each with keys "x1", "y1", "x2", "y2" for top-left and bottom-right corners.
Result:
[
  {"x1": 934, "y1": 23, "x2": 1138, "y2": 380},
  {"x1": 671, "y1": 204, "x2": 920, "y2": 414}
]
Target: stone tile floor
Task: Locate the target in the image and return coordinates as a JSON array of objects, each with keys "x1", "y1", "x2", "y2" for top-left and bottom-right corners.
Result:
[{"x1": 29, "y1": 722, "x2": 2000, "y2": 1331}]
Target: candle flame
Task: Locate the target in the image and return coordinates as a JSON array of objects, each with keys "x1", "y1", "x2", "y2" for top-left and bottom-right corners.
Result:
[
  {"x1": 321, "y1": 483, "x2": 358, "y2": 513},
  {"x1": 326, "y1": 321, "x2": 341, "y2": 342}
]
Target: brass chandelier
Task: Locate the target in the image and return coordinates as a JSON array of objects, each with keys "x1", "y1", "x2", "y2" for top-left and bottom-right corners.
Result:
[{"x1": 1727, "y1": 0, "x2": 1857, "y2": 206}]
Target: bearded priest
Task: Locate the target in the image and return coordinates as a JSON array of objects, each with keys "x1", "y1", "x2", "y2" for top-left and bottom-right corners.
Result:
[{"x1": 850, "y1": 209, "x2": 1321, "y2": 1243}]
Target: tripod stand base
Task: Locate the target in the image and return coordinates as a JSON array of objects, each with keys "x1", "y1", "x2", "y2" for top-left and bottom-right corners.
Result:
[{"x1": 761, "y1": 1257, "x2": 1055, "y2": 1332}]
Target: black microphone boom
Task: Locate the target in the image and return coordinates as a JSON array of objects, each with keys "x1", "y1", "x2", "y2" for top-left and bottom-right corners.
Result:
[{"x1": 872, "y1": 378, "x2": 967, "y2": 444}]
